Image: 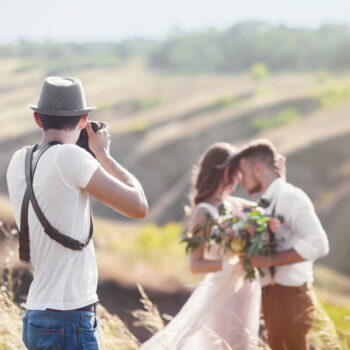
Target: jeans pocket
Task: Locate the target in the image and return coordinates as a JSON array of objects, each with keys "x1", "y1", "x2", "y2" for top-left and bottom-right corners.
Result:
[
  {"x1": 27, "y1": 318, "x2": 64, "y2": 350},
  {"x1": 77, "y1": 313, "x2": 99, "y2": 350}
]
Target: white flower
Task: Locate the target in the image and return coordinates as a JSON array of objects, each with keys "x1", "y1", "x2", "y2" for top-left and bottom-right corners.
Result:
[
  {"x1": 10, "y1": 229, "x2": 18, "y2": 235},
  {"x1": 232, "y1": 222, "x2": 245, "y2": 231},
  {"x1": 262, "y1": 232, "x2": 270, "y2": 244}
]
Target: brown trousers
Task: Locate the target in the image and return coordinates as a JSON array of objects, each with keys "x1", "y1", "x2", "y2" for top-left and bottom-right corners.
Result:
[{"x1": 262, "y1": 283, "x2": 316, "y2": 350}]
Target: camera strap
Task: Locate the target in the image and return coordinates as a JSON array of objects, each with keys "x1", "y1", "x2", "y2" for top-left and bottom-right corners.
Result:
[{"x1": 19, "y1": 142, "x2": 94, "y2": 263}]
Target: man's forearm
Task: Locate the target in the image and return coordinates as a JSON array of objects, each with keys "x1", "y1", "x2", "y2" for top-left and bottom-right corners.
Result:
[
  {"x1": 97, "y1": 153, "x2": 142, "y2": 189},
  {"x1": 272, "y1": 248, "x2": 306, "y2": 267}
]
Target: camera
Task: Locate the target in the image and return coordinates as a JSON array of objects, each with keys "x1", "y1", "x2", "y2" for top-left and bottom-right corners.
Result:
[{"x1": 76, "y1": 121, "x2": 103, "y2": 157}]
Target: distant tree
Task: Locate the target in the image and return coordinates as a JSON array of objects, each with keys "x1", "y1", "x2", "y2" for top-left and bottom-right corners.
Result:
[{"x1": 3, "y1": 23, "x2": 350, "y2": 74}]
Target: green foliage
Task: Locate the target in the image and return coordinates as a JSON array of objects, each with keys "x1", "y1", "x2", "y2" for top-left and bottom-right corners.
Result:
[
  {"x1": 182, "y1": 205, "x2": 282, "y2": 281},
  {"x1": 316, "y1": 71, "x2": 332, "y2": 84},
  {"x1": 98, "y1": 104, "x2": 114, "y2": 113},
  {"x1": 209, "y1": 95, "x2": 238, "y2": 110},
  {"x1": 149, "y1": 23, "x2": 350, "y2": 73},
  {"x1": 131, "y1": 120, "x2": 149, "y2": 132},
  {"x1": 250, "y1": 63, "x2": 270, "y2": 81},
  {"x1": 3, "y1": 23, "x2": 350, "y2": 74},
  {"x1": 106, "y1": 222, "x2": 185, "y2": 259},
  {"x1": 130, "y1": 95, "x2": 164, "y2": 112},
  {"x1": 46, "y1": 53, "x2": 120, "y2": 75},
  {"x1": 319, "y1": 83, "x2": 350, "y2": 109},
  {"x1": 252, "y1": 108, "x2": 301, "y2": 131},
  {"x1": 320, "y1": 300, "x2": 350, "y2": 347},
  {"x1": 0, "y1": 40, "x2": 159, "y2": 75},
  {"x1": 136, "y1": 222, "x2": 184, "y2": 257},
  {"x1": 13, "y1": 61, "x2": 41, "y2": 73}
]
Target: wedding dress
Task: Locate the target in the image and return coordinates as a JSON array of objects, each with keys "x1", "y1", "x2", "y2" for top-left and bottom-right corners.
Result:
[{"x1": 140, "y1": 200, "x2": 261, "y2": 350}]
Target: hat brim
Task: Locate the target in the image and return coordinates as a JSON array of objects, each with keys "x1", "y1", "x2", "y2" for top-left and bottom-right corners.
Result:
[{"x1": 29, "y1": 104, "x2": 96, "y2": 117}]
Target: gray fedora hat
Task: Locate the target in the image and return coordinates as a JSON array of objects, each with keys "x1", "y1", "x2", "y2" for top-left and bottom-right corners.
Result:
[{"x1": 29, "y1": 76, "x2": 96, "y2": 117}]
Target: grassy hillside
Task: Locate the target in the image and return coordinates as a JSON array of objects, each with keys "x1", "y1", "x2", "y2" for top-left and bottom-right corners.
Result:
[
  {"x1": 1, "y1": 57, "x2": 350, "y2": 275},
  {"x1": 2, "y1": 27, "x2": 350, "y2": 348}
]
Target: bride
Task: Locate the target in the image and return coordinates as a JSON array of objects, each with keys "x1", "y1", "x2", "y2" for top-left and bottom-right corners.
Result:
[{"x1": 140, "y1": 142, "x2": 284, "y2": 350}]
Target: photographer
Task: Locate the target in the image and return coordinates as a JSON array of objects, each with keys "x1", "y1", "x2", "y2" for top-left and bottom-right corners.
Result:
[{"x1": 6, "y1": 77, "x2": 148, "y2": 350}]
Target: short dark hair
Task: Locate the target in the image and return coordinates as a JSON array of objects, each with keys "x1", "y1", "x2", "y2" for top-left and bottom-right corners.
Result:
[
  {"x1": 38, "y1": 114, "x2": 83, "y2": 131},
  {"x1": 228, "y1": 139, "x2": 276, "y2": 179}
]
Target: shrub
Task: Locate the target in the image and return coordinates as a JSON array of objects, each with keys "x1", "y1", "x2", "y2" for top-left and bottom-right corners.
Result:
[
  {"x1": 252, "y1": 108, "x2": 300, "y2": 131},
  {"x1": 250, "y1": 63, "x2": 270, "y2": 81}
]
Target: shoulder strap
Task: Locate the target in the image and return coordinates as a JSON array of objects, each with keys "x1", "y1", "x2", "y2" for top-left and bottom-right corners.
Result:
[
  {"x1": 19, "y1": 142, "x2": 94, "y2": 263},
  {"x1": 268, "y1": 202, "x2": 277, "y2": 279},
  {"x1": 195, "y1": 202, "x2": 218, "y2": 218},
  {"x1": 19, "y1": 146, "x2": 36, "y2": 263}
]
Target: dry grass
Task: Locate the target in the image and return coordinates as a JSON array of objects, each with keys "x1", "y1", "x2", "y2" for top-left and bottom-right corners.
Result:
[
  {"x1": 132, "y1": 284, "x2": 165, "y2": 335},
  {"x1": 0, "y1": 289, "x2": 25, "y2": 350},
  {"x1": 0, "y1": 210, "x2": 349, "y2": 349},
  {"x1": 0, "y1": 265, "x2": 349, "y2": 350}
]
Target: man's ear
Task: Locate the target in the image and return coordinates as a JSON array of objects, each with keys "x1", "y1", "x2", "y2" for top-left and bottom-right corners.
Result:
[
  {"x1": 79, "y1": 114, "x2": 89, "y2": 129},
  {"x1": 34, "y1": 112, "x2": 43, "y2": 129},
  {"x1": 254, "y1": 162, "x2": 264, "y2": 176}
]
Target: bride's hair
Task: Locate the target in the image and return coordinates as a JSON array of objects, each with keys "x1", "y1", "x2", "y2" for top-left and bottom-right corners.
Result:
[{"x1": 186, "y1": 142, "x2": 235, "y2": 215}]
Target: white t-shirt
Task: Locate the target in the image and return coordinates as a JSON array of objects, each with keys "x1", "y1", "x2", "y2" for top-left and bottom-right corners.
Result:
[{"x1": 7, "y1": 143, "x2": 100, "y2": 310}]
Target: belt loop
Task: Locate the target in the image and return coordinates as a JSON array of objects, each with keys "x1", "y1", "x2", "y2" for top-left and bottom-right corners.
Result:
[{"x1": 94, "y1": 301, "x2": 98, "y2": 314}]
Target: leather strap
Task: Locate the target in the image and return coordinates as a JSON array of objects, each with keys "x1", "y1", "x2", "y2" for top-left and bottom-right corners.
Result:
[
  {"x1": 19, "y1": 142, "x2": 94, "y2": 263},
  {"x1": 268, "y1": 204, "x2": 277, "y2": 279},
  {"x1": 46, "y1": 301, "x2": 98, "y2": 313}
]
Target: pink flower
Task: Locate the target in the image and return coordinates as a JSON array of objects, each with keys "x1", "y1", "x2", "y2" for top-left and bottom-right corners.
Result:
[
  {"x1": 269, "y1": 218, "x2": 280, "y2": 233},
  {"x1": 226, "y1": 228, "x2": 236, "y2": 237},
  {"x1": 220, "y1": 220, "x2": 231, "y2": 230}
]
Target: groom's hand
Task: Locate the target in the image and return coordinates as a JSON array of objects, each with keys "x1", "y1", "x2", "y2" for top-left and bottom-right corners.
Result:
[{"x1": 274, "y1": 154, "x2": 286, "y2": 180}]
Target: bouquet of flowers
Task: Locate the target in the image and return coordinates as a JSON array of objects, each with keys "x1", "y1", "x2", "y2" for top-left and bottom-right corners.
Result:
[{"x1": 182, "y1": 204, "x2": 284, "y2": 281}]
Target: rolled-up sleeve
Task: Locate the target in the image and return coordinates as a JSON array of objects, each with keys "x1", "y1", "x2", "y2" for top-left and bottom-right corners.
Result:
[
  {"x1": 282, "y1": 191, "x2": 329, "y2": 261},
  {"x1": 55, "y1": 144, "x2": 99, "y2": 190}
]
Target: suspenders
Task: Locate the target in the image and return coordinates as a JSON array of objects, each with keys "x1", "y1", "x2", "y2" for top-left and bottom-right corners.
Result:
[
  {"x1": 268, "y1": 203, "x2": 277, "y2": 279},
  {"x1": 19, "y1": 142, "x2": 94, "y2": 263}
]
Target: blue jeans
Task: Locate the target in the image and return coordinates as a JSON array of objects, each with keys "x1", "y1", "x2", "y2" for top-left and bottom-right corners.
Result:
[{"x1": 23, "y1": 309, "x2": 99, "y2": 350}]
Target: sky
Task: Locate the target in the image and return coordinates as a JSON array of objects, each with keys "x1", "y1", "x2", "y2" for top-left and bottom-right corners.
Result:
[{"x1": 1, "y1": 0, "x2": 350, "y2": 43}]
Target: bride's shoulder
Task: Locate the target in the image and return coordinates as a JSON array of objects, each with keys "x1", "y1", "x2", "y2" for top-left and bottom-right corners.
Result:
[
  {"x1": 192, "y1": 202, "x2": 217, "y2": 217},
  {"x1": 188, "y1": 203, "x2": 216, "y2": 233}
]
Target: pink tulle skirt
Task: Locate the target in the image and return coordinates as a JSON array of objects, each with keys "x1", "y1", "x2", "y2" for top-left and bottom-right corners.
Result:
[{"x1": 140, "y1": 259, "x2": 261, "y2": 350}]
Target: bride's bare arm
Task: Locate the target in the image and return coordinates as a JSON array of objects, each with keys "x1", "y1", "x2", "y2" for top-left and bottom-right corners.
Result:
[{"x1": 189, "y1": 209, "x2": 223, "y2": 274}]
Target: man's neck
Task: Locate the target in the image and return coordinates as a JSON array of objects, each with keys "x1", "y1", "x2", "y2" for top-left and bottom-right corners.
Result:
[
  {"x1": 40, "y1": 129, "x2": 78, "y2": 145},
  {"x1": 260, "y1": 174, "x2": 279, "y2": 196}
]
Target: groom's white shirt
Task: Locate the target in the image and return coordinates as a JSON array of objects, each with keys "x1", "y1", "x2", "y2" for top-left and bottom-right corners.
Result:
[{"x1": 260, "y1": 178, "x2": 329, "y2": 287}]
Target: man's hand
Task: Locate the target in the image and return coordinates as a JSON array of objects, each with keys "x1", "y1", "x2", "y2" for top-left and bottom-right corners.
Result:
[
  {"x1": 274, "y1": 153, "x2": 286, "y2": 180},
  {"x1": 85, "y1": 121, "x2": 111, "y2": 159},
  {"x1": 84, "y1": 121, "x2": 148, "y2": 219}
]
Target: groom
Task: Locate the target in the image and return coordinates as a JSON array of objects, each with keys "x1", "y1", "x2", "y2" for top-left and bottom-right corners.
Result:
[{"x1": 231, "y1": 139, "x2": 329, "y2": 350}]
